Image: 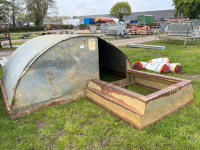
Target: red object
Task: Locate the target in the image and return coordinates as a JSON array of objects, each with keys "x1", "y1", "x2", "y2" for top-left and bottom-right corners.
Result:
[
  {"x1": 97, "y1": 17, "x2": 114, "y2": 23},
  {"x1": 132, "y1": 62, "x2": 144, "y2": 70},
  {"x1": 175, "y1": 65, "x2": 182, "y2": 73},
  {"x1": 161, "y1": 64, "x2": 170, "y2": 74}
]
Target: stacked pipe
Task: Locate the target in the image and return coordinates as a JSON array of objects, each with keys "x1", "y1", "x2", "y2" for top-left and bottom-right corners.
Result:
[{"x1": 132, "y1": 58, "x2": 182, "y2": 74}]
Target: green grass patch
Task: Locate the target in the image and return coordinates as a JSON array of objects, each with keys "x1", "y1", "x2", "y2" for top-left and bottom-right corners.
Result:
[
  {"x1": 0, "y1": 32, "x2": 40, "y2": 38},
  {"x1": 124, "y1": 84, "x2": 154, "y2": 96},
  {"x1": 0, "y1": 47, "x2": 17, "y2": 51},
  {"x1": 121, "y1": 39, "x2": 200, "y2": 75},
  {"x1": 12, "y1": 42, "x2": 25, "y2": 45},
  {"x1": 0, "y1": 39, "x2": 200, "y2": 149},
  {"x1": 10, "y1": 33, "x2": 39, "y2": 36},
  {"x1": 11, "y1": 36, "x2": 35, "y2": 40},
  {"x1": 0, "y1": 42, "x2": 25, "y2": 51}
]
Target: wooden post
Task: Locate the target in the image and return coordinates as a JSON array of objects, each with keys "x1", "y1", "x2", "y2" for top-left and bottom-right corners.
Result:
[
  {"x1": 0, "y1": 24, "x2": 12, "y2": 48},
  {"x1": 5, "y1": 24, "x2": 12, "y2": 48}
]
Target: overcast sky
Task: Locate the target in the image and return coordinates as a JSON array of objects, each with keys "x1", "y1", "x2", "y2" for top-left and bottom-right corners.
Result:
[{"x1": 56, "y1": 0, "x2": 174, "y2": 17}]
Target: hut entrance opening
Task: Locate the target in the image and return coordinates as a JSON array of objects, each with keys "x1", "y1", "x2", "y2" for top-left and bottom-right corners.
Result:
[{"x1": 98, "y1": 38, "x2": 127, "y2": 82}]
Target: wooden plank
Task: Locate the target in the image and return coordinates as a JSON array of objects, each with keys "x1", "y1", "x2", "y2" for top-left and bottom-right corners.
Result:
[{"x1": 0, "y1": 28, "x2": 6, "y2": 31}]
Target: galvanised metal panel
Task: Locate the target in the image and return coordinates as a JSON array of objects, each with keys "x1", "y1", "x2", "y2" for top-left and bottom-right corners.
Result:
[
  {"x1": 13, "y1": 37, "x2": 99, "y2": 108},
  {"x1": 127, "y1": 44, "x2": 165, "y2": 50},
  {"x1": 1, "y1": 35, "x2": 97, "y2": 106}
]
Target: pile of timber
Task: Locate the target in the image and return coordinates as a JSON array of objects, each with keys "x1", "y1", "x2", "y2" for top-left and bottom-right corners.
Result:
[
  {"x1": 129, "y1": 25, "x2": 153, "y2": 35},
  {"x1": 136, "y1": 26, "x2": 152, "y2": 35}
]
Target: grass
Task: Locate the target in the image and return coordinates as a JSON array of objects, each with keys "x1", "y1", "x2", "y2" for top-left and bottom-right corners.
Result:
[
  {"x1": 0, "y1": 34, "x2": 37, "y2": 40},
  {"x1": 0, "y1": 47, "x2": 17, "y2": 51},
  {"x1": 0, "y1": 42, "x2": 25, "y2": 51},
  {"x1": 11, "y1": 36, "x2": 36, "y2": 40},
  {"x1": 0, "y1": 39, "x2": 200, "y2": 149},
  {"x1": 11, "y1": 42, "x2": 26, "y2": 45},
  {"x1": 0, "y1": 33, "x2": 40, "y2": 37},
  {"x1": 105, "y1": 32, "x2": 164, "y2": 41}
]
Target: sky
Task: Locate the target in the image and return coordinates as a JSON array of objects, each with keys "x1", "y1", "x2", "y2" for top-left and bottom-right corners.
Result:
[{"x1": 56, "y1": 0, "x2": 174, "y2": 18}]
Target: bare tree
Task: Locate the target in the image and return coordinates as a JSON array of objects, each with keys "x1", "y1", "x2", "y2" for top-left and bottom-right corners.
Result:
[
  {"x1": 10, "y1": 0, "x2": 24, "y2": 27},
  {"x1": 24, "y1": 0, "x2": 58, "y2": 26}
]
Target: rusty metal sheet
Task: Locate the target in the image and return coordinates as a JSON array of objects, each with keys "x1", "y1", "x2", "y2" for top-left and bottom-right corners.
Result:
[
  {"x1": 1, "y1": 34, "x2": 130, "y2": 112},
  {"x1": 13, "y1": 37, "x2": 99, "y2": 108},
  {"x1": 1, "y1": 35, "x2": 93, "y2": 106},
  {"x1": 86, "y1": 70, "x2": 193, "y2": 130}
]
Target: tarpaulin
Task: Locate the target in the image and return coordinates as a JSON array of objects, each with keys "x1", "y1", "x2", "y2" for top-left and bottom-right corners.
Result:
[
  {"x1": 132, "y1": 58, "x2": 182, "y2": 74},
  {"x1": 146, "y1": 63, "x2": 170, "y2": 74},
  {"x1": 149, "y1": 58, "x2": 171, "y2": 63},
  {"x1": 95, "y1": 17, "x2": 115, "y2": 23}
]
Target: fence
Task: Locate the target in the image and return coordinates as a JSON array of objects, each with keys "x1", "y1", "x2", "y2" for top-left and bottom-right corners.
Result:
[
  {"x1": 100, "y1": 22, "x2": 130, "y2": 37},
  {"x1": 155, "y1": 20, "x2": 200, "y2": 45}
]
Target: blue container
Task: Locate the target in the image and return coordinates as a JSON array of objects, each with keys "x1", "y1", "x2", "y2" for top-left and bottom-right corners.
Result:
[
  {"x1": 130, "y1": 20, "x2": 137, "y2": 23},
  {"x1": 84, "y1": 18, "x2": 95, "y2": 25}
]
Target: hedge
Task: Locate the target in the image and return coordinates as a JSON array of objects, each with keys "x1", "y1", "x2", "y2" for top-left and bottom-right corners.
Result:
[
  {"x1": 0, "y1": 27, "x2": 45, "y2": 33},
  {"x1": 79, "y1": 24, "x2": 87, "y2": 28}
]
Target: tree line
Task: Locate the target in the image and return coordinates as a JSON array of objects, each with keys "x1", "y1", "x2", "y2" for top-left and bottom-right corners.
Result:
[{"x1": 0, "y1": 0, "x2": 59, "y2": 26}]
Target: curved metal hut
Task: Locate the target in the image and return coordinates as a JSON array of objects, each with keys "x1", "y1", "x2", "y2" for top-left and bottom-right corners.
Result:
[{"x1": 1, "y1": 35, "x2": 130, "y2": 118}]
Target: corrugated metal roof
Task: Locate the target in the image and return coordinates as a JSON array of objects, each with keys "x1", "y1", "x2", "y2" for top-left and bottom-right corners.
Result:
[
  {"x1": 2, "y1": 35, "x2": 76, "y2": 105},
  {"x1": 2, "y1": 35, "x2": 130, "y2": 106},
  {"x1": 76, "y1": 9, "x2": 178, "y2": 21}
]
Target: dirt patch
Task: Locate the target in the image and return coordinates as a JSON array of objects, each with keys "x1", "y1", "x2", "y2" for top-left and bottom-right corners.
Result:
[
  {"x1": 98, "y1": 137, "x2": 108, "y2": 147},
  {"x1": 54, "y1": 129, "x2": 62, "y2": 139},
  {"x1": 63, "y1": 132, "x2": 84, "y2": 136},
  {"x1": 18, "y1": 138, "x2": 21, "y2": 144},
  {"x1": 36, "y1": 120, "x2": 46, "y2": 129},
  {"x1": 47, "y1": 142, "x2": 55, "y2": 150},
  {"x1": 62, "y1": 143, "x2": 75, "y2": 150},
  {"x1": 179, "y1": 74, "x2": 200, "y2": 80},
  {"x1": 0, "y1": 50, "x2": 15, "y2": 59},
  {"x1": 86, "y1": 142, "x2": 95, "y2": 150},
  {"x1": 15, "y1": 137, "x2": 21, "y2": 144},
  {"x1": 79, "y1": 124, "x2": 83, "y2": 128},
  {"x1": 110, "y1": 35, "x2": 164, "y2": 47}
]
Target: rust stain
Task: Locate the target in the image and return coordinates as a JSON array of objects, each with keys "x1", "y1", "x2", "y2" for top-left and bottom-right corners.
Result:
[
  {"x1": 86, "y1": 90, "x2": 142, "y2": 130},
  {"x1": 0, "y1": 80, "x2": 11, "y2": 111},
  {"x1": 86, "y1": 87, "x2": 143, "y2": 116},
  {"x1": 45, "y1": 71, "x2": 58, "y2": 84},
  {"x1": 45, "y1": 71, "x2": 59, "y2": 99},
  {"x1": 90, "y1": 79, "x2": 146, "y2": 102},
  {"x1": 9, "y1": 92, "x2": 84, "y2": 119}
]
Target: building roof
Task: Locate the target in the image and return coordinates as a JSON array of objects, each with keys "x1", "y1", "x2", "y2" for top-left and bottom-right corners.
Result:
[{"x1": 76, "y1": 9, "x2": 178, "y2": 21}]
